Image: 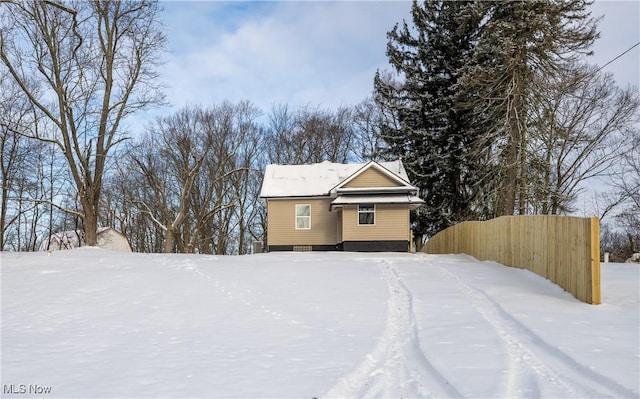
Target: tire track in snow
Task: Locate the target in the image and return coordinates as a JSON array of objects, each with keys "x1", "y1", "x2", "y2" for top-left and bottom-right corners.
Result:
[
  {"x1": 431, "y1": 259, "x2": 636, "y2": 399},
  {"x1": 323, "y1": 260, "x2": 461, "y2": 399}
]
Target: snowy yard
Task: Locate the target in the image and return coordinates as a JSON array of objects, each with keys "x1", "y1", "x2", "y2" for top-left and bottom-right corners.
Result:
[{"x1": 1, "y1": 249, "x2": 638, "y2": 398}]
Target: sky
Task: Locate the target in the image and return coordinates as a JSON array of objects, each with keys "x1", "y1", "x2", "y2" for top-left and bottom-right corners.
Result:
[{"x1": 157, "y1": 0, "x2": 640, "y2": 115}]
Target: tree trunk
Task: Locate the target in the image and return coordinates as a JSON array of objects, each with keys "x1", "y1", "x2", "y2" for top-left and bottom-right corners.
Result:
[
  {"x1": 83, "y1": 201, "x2": 98, "y2": 246},
  {"x1": 503, "y1": 73, "x2": 523, "y2": 216},
  {"x1": 0, "y1": 182, "x2": 7, "y2": 250},
  {"x1": 164, "y1": 228, "x2": 174, "y2": 253},
  {"x1": 518, "y1": 122, "x2": 527, "y2": 215}
]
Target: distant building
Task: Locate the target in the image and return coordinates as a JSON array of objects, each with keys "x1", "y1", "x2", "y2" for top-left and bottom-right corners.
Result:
[{"x1": 39, "y1": 227, "x2": 132, "y2": 252}]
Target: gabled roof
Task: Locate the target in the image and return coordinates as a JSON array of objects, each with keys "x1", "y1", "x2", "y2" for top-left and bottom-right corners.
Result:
[
  {"x1": 330, "y1": 161, "x2": 414, "y2": 194},
  {"x1": 259, "y1": 159, "x2": 414, "y2": 198}
]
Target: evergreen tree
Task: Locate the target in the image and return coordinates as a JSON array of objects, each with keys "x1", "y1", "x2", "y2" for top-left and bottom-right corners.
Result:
[
  {"x1": 374, "y1": 1, "x2": 482, "y2": 238},
  {"x1": 376, "y1": 0, "x2": 599, "y2": 239},
  {"x1": 459, "y1": 0, "x2": 598, "y2": 216}
]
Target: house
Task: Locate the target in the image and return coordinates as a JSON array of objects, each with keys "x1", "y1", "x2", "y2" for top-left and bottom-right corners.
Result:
[
  {"x1": 259, "y1": 160, "x2": 423, "y2": 252},
  {"x1": 39, "y1": 227, "x2": 132, "y2": 252}
]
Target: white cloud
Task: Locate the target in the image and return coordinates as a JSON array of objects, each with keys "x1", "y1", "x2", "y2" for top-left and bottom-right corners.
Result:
[
  {"x1": 157, "y1": 0, "x2": 638, "y2": 116},
  {"x1": 160, "y1": 1, "x2": 412, "y2": 112}
]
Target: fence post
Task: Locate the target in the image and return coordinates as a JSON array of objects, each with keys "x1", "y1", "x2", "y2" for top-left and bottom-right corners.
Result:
[{"x1": 590, "y1": 217, "x2": 601, "y2": 305}]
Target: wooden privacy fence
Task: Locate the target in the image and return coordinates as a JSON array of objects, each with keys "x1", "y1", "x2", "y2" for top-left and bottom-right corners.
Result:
[{"x1": 422, "y1": 215, "x2": 601, "y2": 304}]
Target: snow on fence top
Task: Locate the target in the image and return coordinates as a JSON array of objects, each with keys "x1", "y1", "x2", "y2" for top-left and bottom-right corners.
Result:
[{"x1": 260, "y1": 160, "x2": 409, "y2": 198}]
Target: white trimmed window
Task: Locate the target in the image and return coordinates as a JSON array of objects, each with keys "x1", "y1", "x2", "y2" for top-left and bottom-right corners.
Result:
[
  {"x1": 358, "y1": 204, "x2": 375, "y2": 225},
  {"x1": 295, "y1": 204, "x2": 311, "y2": 230}
]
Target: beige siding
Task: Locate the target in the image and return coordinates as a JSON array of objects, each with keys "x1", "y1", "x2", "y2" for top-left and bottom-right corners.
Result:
[
  {"x1": 343, "y1": 167, "x2": 403, "y2": 188},
  {"x1": 342, "y1": 204, "x2": 409, "y2": 242},
  {"x1": 267, "y1": 198, "x2": 337, "y2": 246}
]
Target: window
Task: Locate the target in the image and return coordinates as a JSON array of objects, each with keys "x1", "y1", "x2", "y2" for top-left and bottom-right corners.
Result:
[
  {"x1": 296, "y1": 204, "x2": 311, "y2": 230},
  {"x1": 358, "y1": 204, "x2": 375, "y2": 225}
]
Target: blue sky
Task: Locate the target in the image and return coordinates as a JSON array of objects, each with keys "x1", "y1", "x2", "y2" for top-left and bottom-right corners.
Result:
[{"x1": 157, "y1": 0, "x2": 639, "y2": 114}]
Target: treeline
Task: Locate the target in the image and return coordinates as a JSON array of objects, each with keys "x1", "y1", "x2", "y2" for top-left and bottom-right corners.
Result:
[
  {"x1": 115, "y1": 101, "x2": 381, "y2": 253},
  {"x1": 1, "y1": 0, "x2": 639, "y2": 256},
  {"x1": 1, "y1": 93, "x2": 383, "y2": 253}
]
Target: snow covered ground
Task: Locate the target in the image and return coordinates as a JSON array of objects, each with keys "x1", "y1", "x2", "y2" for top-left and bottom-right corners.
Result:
[{"x1": 1, "y1": 249, "x2": 638, "y2": 398}]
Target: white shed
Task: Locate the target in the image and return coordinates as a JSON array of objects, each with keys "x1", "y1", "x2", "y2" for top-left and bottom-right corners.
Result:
[{"x1": 39, "y1": 227, "x2": 132, "y2": 252}]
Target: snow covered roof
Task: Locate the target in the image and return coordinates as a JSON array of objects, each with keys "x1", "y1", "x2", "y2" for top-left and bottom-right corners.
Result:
[{"x1": 260, "y1": 160, "x2": 411, "y2": 198}]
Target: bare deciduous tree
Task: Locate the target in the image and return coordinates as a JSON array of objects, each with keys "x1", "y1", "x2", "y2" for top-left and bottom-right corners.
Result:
[
  {"x1": 265, "y1": 105, "x2": 359, "y2": 165},
  {"x1": 0, "y1": 0, "x2": 165, "y2": 246},
  {"x1": 0, "y1": 72, "x2": 31, "y2": 249},
  {"x1": 608, "y1": 127, "x2": 640, "y2": 259},
  {"x1": 352, "y1": 97, "x2": 387, "y2": 162},
  {"x1": 528, "y1": 64, "x2": 640, "y2": 214},
  {"x1": 131, "y1": 103, "x2": 263, "y2": 254},
  {"x1": 133, "y1": 107, "x2": 213, "y2": 253}
]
